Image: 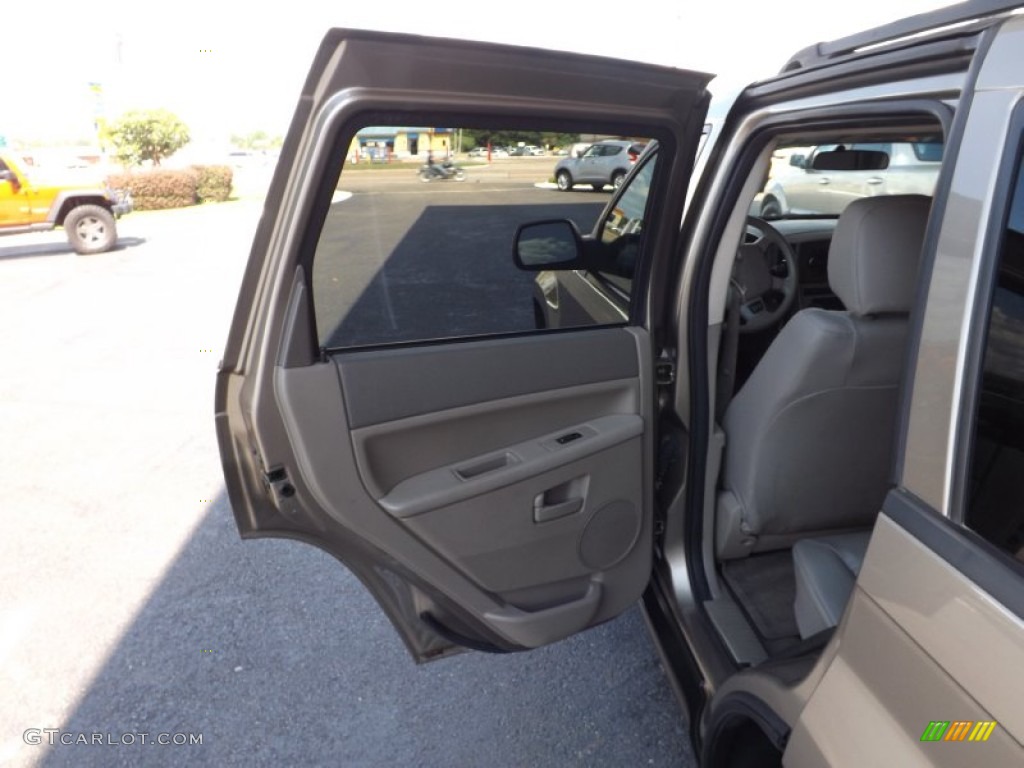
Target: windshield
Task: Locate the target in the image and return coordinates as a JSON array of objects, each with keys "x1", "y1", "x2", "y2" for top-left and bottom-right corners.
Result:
[{"x1": 758, "y1": 138, "x2": 943, "y2": 219}]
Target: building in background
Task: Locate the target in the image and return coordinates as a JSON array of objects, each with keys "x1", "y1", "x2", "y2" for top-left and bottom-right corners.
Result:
[{"x1": 349, "y1": 127, "x2": 456, "y2": 162}]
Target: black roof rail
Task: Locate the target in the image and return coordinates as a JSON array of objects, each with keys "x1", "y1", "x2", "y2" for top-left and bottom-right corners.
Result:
[{"x1": 781, "y1": 0, "x2": 1022, "y2": 72}]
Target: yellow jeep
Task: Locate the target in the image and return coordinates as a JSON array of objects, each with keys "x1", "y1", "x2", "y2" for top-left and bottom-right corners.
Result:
[{"x1": 0, "y1": 152, "x2": 132, "y2": 254}]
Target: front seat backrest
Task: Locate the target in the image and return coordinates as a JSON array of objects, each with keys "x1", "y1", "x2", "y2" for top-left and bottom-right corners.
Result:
[{"x1": 716, "y1": 195, "x2": 931, "y2": 559}]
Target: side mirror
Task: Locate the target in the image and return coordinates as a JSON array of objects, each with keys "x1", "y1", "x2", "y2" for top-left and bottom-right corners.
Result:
[
  {"x1": 789, "y1": 154, "x2": 806, "y2": 168},
  {"x1": 514, "y1": 219, "x2": 585, "y2": 271}
]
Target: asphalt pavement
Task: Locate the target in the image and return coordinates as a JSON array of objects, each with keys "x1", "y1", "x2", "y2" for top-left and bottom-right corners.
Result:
[{"x1": 0, "y1": 177, "x2": 697, "y2": 767}]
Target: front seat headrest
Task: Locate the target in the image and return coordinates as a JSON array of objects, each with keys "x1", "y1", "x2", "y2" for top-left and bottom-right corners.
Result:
[{"x1": 828, "y1": 195, "x2": 931, "y2": 316}]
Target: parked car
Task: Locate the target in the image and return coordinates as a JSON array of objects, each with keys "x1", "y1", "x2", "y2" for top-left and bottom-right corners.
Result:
[
  {"x1": 217, "y1": 5, "x2": 1024, "y2": 766},
  {"x1": 759, "y1": 141, "x2": 943, "y2": 218},
  {"x1": 553, "y1": 139, "x2": 646, "y2": 190},
  {"x1": 468, "y1": 146, "x2": 509, "y2": 158},
  {"x1": 0, "y1": 151, "x2": 132, "y2": 254},
  {"x1": 511, "y1": 144, "x2": 545, "y2": 156}
]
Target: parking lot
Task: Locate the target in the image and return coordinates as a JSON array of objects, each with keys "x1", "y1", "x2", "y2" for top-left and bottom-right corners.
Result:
[{"x1": 0, "y1": 173, "x2": 697, "y2": 767}]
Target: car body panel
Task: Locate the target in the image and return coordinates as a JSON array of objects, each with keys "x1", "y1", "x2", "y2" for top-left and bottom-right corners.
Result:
[
  {"x1": 785, "y1": 514, "x2": 1024, "y2": 765},
  {"x1": 217, "y1": 7, "x2": 1024, "y2": 764},
  {"x1": 216, "y1": 28, "x2": 711, "y2": 662},
  {"x1": 784, "y1": 15, "x2": 1024, "y2": 765},
  {"x1": 902, "y1": 22, "x2": 1024, "y2": 512}
]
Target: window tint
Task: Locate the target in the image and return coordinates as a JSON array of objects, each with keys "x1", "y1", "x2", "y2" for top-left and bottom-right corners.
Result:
[
  {"x1": 762, "y1": 135, "x2": 944, "y2": 219},
  {"x1": 912, "y1": 142, "x2": 944, "y2": 162},
  {"x1": 592, "y1": 148, "x2": 658, "y2": 294},
  {"x1": 311, "y1": 125, "x2": 654, "y2": 349},
  {"x1": 851, "y1": 142, "x2": 893, "y2": 155},
  {"x1": 966, "y1": 155, "x2": 1024, "y2": 563}
]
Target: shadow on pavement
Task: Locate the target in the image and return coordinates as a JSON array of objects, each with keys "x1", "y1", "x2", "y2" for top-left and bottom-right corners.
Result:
[
  {"x1": 40, "y1": 490, "x2": 694, "y2": 767},
  {"x1": 0, "y1": 237, "x2": 147, "y2": 261}
]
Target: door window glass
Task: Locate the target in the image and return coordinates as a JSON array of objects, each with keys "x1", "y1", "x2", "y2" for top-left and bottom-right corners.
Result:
[
  {"x1": 966, "y1": 152, "x2": 1024, "y2": 562},
  {"x1": 591, "y1": 148, "x2": 658, "y2": 294},
  {"x1": 311, "y1": 125, "x2": 654, "y2": 349}
]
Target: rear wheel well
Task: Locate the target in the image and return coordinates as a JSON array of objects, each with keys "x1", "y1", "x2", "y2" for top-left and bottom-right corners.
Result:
[
  {"x1": 56, "y1": 197, "x2": 111, "y2": 226},
  {"x1": 704, "y1": 715, "x2": 783, "y2": 767},
  {"x1": 702, "y1": 694, "x2": 787, "y2": 768}
]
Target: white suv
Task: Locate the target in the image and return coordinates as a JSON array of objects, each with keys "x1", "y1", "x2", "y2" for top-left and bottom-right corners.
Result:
[
  {"x1": 553, "y1": 139, "x2": 647, "y2": 191},
  {"x1": 760, "y1": 141, "x2": 943, "y2": 218}
]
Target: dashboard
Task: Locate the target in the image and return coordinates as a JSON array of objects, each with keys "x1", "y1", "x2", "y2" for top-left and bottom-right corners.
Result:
[{"x1": 770, "y1": 218, "x2": 843, "y2": 311}]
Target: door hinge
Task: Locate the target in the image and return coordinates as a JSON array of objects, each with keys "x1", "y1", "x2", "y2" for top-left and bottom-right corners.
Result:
[{"x1": 655, "y1": 359, "x2": 675, "y2": 386}]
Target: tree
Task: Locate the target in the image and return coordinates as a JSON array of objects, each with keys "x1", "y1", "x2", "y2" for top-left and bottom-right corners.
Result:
[
  {"x1": 230, "y1": 131, "x2": 284, "y2": 151},
  {"x1": 461, "y1": 129, "x2": 581, "y2": 151},
  {"x1": 108, "y1": 109, "x2": 190, "y2": 167}
]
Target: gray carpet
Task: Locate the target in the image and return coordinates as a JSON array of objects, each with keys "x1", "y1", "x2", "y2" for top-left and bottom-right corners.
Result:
[{"x1": 721, "y1": 551, "x2": 800, "y2": 641}]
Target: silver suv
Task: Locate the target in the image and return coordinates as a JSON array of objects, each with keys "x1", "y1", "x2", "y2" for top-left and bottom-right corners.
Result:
[
  {"x1": 553, "y1": 139, "x2": 645, "y2": 190},
  {"x1": 760, "y1": 141, "x2": 943, "y2": 218},
  {"x1": 218, "y1": 4, "x2": 1024, "y2": 766}
]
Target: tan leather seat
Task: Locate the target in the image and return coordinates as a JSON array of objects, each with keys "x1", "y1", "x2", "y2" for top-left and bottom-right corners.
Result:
[{"x1": 716, "y1": 195, "x2": 931, "y2": 559}]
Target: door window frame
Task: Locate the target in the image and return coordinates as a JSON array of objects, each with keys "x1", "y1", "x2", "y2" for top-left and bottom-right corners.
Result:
[{"x1": 886, "y1": 106, "x2": 1024, "y2": 619}]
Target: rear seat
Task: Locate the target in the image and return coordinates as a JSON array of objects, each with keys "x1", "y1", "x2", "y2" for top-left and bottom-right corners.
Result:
[{"x1": 792, "y1": 531, "x2": 871, "y2": 638}]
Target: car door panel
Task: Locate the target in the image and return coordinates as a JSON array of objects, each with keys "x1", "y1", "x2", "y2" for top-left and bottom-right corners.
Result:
[
  {"x1": 351, "y1": 378, "x2": 640, "y2": 501},
  {"x1": 273, "y1": 327, "x2": 652, "y2": 654},
  {"x1": 217, "y1": 28, "x2": 709, "y2": 661},
  {"x1": 858, "y1": 514, "x2": 1023, "y2": 741},
  {"x1": 219, "y1": 28, "x2": 708, "y2": 663},
  {"x1": 785, "y1": 510, "x2": 1023, "y2": 766},
  {"x1": 337, "y1": 328, "x2": 638, "y2": 429}
]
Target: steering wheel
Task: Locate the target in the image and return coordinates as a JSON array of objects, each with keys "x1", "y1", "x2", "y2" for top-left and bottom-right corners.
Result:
[{"x1": 731, "y1": 216, "x2": 799, "y2": 333}]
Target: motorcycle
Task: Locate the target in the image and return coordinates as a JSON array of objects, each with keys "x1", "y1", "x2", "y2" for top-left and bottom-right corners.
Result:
[{"x1": 418, "y1": 159, "x2": 466, "y2": 182}]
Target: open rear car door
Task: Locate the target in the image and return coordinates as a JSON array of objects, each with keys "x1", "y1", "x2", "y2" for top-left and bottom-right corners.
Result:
[{"x1": 215, "y1": 30, "x2": 711, "y2": 661}]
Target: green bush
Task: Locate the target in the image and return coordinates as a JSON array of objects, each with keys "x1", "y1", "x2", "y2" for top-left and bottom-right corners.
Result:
[
  {"x1": 106, "y1": 169, "x2": 199, "y2": 210},
  {"x1": 191, "y1": 164, "x2": 233, "y2": 202}
]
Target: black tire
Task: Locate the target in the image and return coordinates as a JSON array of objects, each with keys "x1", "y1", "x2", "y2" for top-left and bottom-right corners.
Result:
[
  {"x1": 760, "y1": 196, "x2": 782, "y2": 220},
  {"x1": 611, "y1": 170, "x2": 626, "y2": 189},
  {"x1": 64, "y1": 205, "x2": 117, "y2": 254},
  {"x1": 556, "y1": 170, "x2": 573, "y2": 191}
]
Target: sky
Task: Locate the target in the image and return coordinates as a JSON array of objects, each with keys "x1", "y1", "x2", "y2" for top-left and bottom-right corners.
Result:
[{"x1": 3, "y1": 0, "x2": 953, "y2": 148}]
